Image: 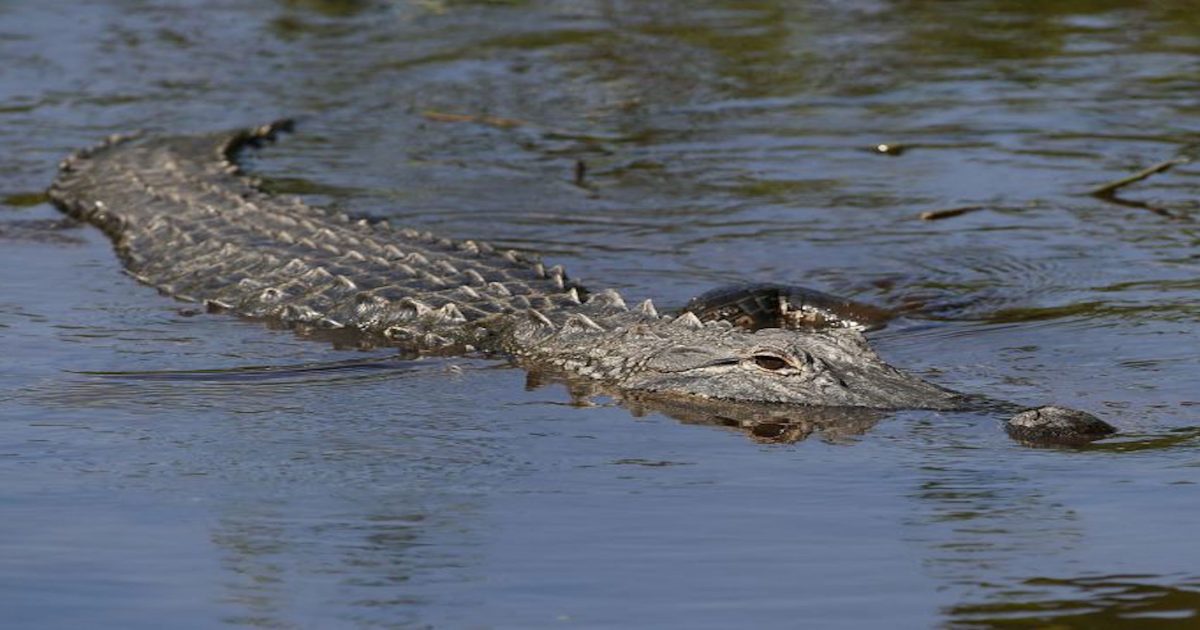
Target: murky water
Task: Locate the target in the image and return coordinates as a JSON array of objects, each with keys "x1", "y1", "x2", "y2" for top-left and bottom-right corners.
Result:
[{"x1": 2, "y1": 1, "x2": 1199, "y2": 627}]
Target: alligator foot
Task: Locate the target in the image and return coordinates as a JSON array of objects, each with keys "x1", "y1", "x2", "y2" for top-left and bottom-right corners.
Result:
[{"x1": 1005, "y1": 405, "x2": 1116, "y2": 446}]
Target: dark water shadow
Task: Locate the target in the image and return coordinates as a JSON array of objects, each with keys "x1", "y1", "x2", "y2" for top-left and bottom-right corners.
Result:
[
  {"x1": 23, "y1": 354, "x2": 460, "y2": 415},
  {"x1": 1077, "y1": 427, "x2": 1200, "y2": 454},
  {"x1": 0, "y1": 218, "x2": 85, "y2": 245},
  {"x1": 71, "y1": 354, "x2": 426, "y2": 383},
  {"x1": 946, "y1": 574, "x2": 1200, "y2": 629},
  {"x1": 524, "y1": 367, "x2": 889, "y2": 445}
]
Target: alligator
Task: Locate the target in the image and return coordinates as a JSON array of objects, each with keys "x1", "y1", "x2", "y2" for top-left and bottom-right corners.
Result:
[{"x1": 47, "y1": 121, "x2": 1115, "y2": 444}]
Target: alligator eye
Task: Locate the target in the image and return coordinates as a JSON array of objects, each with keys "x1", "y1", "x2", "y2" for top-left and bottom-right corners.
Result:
[{"x1": 752, "y1": 355, "x2": 790, "y2": 371}]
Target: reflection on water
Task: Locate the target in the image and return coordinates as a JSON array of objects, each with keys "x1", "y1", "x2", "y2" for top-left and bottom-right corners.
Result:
[
  {"x1": 1, "y1": 0, "x2": 1200, "y2": 627},
  {"x1": 948, "y1": 574, "x2": 1200, "y2": 628},
  {"x1": 213, "y1": 506, "x2": 456, "y2": 628},
  {"x1": 532, "y1": 369, "x2": 888, "y2": 444}
]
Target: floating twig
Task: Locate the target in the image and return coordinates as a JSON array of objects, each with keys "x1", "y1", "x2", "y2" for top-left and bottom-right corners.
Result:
[
  {"x1": 1093, "y1": 192, "x2": 1189, "y2": 222},
  {"x1": 918, "y1": 204, "x2": 986, "y2": 221},
  {"x1": 573, "y1": 159, "x2": 588, "y2": 187},
  {"x1": 1089, "y1": 157, "x2": 1190, "y2": 197},
  {"x1": 421, "y1": 110, "x2": 526, "y2": 129}
]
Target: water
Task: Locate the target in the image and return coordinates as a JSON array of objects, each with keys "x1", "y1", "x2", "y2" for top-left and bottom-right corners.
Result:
[{"x1": 2, "y1": 1, "x2": 1199, "y2": 627}]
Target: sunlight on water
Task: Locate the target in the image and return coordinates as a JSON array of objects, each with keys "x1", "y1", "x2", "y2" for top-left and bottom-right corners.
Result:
[{"x1": 1, "y1": 0, "x2": 1198, "y2": 627}]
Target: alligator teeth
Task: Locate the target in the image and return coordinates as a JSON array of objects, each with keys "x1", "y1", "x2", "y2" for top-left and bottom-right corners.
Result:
[
  {"x1": 533, "y1": 262, "x2": 546, "y2": 278},
  {"x1": 564, "y1": 287, "x2": 582, "y2": 304},
  {"x1": 672, "y1": 312, "x2": 705, "y2": 330},
  {"x1": 637, "y1": 299, "x2": 659, "y2": 318}
]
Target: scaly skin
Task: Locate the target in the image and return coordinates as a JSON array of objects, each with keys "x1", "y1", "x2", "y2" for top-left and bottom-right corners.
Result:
[{"x1": 46, "y1": 122, "x2": 1114, "y2": 442}]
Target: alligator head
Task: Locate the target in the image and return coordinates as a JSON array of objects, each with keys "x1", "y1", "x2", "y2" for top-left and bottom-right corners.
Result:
[
  {"x1": 594, "y1": 282, "x2": 958, "y2": 409},
  {"x1": 614, "y1": 325, "x2": 963, "y2": 410}
]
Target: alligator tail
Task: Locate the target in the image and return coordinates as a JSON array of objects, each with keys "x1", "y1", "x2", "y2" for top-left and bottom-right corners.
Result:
[{"x1": 48, "y1": 119, "x2": 295, "y2": 229}]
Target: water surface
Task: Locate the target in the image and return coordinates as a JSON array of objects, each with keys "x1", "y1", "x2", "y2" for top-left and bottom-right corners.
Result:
[{"x1": 2, "y1": 1, "x2": 1199, "y2": 627}]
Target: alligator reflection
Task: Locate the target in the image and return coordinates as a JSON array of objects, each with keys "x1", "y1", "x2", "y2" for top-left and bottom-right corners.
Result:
[
  {"x1": 213, "y1": 508, "x2": 438, "y2": 628},
  {"x1": 0, "y1": 217, "x2": 85, "y2": 245},
  {"x1": 947, "y1": 574, "x2": 1200, "y2": 628},
  {"x1": 526, "y1": 369, "x2": 885, "y2": 444}
]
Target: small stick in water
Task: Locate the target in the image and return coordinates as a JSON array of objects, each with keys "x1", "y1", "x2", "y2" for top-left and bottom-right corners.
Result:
[
  {"x1": 421, "y1": 110, "x2": 526, "y2": 129},
  {"x1": 574, "y1": 160, "x2": 588, "y2": 187},
  {"x1": 918, "y1": 204, "x2": 986, "y2": 221},
  {"x1": 1089, "y1": 157, "x2": 1190, "y2": 197}
]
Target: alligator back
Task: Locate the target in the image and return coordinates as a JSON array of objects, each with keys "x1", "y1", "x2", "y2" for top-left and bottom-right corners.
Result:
[{"x1": 48, "y1": 122, "x2": 585, "y2": 347}]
